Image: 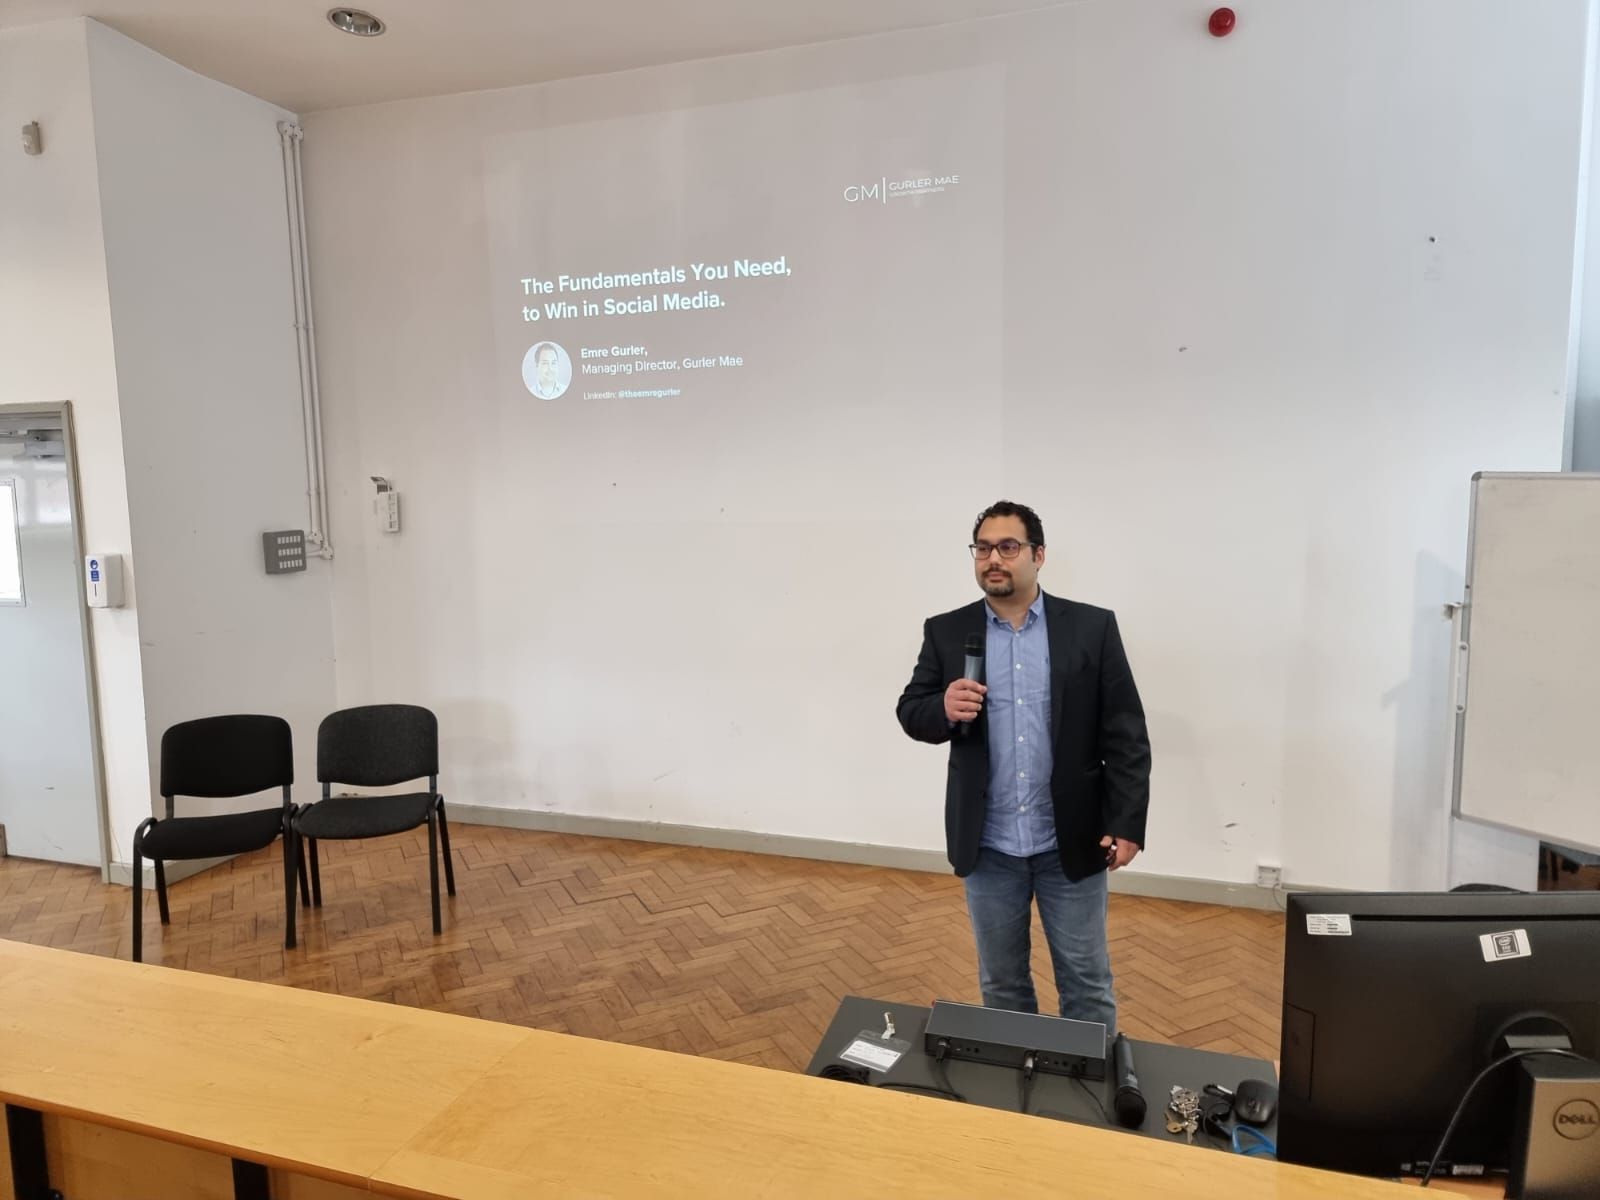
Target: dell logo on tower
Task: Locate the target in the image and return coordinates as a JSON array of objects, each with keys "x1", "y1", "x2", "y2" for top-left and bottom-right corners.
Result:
[{"x1": 1554, "y1": 1099, "x2": 1600, "y2": 1140}]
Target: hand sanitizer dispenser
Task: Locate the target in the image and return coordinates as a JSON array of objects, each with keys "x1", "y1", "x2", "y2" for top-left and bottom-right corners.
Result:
[{"x1": 85, "y1": 554, "x2": 124, "y2": 608}]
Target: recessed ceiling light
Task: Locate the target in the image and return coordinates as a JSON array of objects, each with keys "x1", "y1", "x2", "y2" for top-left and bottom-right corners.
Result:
[{"x1": 327, "y1": 8, "x2": 385, "y2": 37}]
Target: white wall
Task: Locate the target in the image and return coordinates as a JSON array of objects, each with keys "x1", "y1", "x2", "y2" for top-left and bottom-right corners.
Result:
[
  {"x1": 301, "y1": 0, "x2": 1584, "y2": 892},
  {"x1": 0, "y1": 19, "x2": 151, "y2": 864},
  {"x1": 85, "y1": 22, "x2": 337, "y2": 840}
]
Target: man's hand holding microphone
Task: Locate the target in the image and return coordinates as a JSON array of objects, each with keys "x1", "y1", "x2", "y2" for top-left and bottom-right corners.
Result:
[
  {"x1": 943, "y1": 677, "x2": 986, "y2": 724},
  {"x1": 945, "y1": 633, "x2": 987, "y2": 729}
]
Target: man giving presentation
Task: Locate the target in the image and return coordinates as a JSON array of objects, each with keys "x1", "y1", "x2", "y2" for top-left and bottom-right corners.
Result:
[{"x1": 896, "y1": 500, "x2": 1152, "y2": 1032}]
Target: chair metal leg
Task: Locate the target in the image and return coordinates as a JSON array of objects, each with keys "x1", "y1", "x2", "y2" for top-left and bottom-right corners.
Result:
[
  {"x1": 282, "y1": 830, "x2": 297, "y2": 950},
  {"x1": 427, "y1": 810, "x2": 442, "y2": 936},
  {"x1": 132, "y1": 849, "x2": 144, "y2": 964},
  {"x1": 154, "y1": 859, "x2": 170, "y2": 925},
  {"x1": 309, "y1": 838, "x2": 322, "y2": 907},
  {"x1": 437, "y1": 798, "x2": 456, "y2": 897},
  {"x1": 296, "y1": 834, "x2": 311, "y2": 907},
  {"x1": 131, "y1": 817, "x2": 155, "y2": 964}
]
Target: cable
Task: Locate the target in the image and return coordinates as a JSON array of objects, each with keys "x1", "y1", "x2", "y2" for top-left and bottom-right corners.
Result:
[
  {"x1": 1419, "y1": 1049, "x2": 1588, "y2": 1187},
  {"x1": 878, "y1": 1082, "x2": 967, "y2": 1102},
  {"x1": 1072, "y1": 1075, "x2": 1110, "y2": 1124},
  {"x1": 1232, "y1": 1125, "x2": 1277, "y2": 1157},
  {"x1": 1199, "y1": 1095, "x2": 1235, "y2": 1145},
  {"x1": 930, "y1": 1038, "x2": 967, "y2": 1103},
  {"x1": 1200, "y1": 1124, "x2": 1232, "y2": 1151},
  {"x1": 1018, "y1": 1052, "x2": 1038, "y2": 1115},
  {"x1": 819, "y1": 1064, "x2": 871, "y2": 1085},
  {"x1": 819, "y1": 1062, "x2": 966, "y2": 1103}
]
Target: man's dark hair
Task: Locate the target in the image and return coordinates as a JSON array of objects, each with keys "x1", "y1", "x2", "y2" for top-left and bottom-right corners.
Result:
[
  {"x1": 972, "y1": 500, "x2": 1045, "y2": 548},
  {"x1": 535, "y1": 342, "x2": 559, "y2": 364}
]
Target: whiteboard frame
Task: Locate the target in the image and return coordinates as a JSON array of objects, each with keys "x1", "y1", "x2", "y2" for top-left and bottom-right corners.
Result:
[{"x1": 1451, "y1": 471, "x2": 1600, "y2": 855}]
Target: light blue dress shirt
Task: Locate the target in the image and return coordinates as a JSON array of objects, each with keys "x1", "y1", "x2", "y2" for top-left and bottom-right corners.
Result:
[{"x1": 979, "y1": 588, "x2": 1055, "y2": 857}]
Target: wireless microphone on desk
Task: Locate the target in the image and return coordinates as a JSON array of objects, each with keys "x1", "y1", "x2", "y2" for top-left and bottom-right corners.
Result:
[{"x1": 1112, "y1": 1033, "x2": 1146, "y2": 1129}]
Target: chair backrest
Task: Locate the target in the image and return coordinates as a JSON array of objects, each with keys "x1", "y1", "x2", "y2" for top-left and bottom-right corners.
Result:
[
  {"x1": 160, "y1": 715, "x2": 294, "y2": 802},
  {"x1": 317, "y1": 704, "x2": 438, "y2": 788}
]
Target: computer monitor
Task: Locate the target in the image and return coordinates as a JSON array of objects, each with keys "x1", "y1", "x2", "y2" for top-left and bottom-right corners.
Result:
[{"x1": 1277, "y1": 890, "x2": 1600, "y2": 1180}]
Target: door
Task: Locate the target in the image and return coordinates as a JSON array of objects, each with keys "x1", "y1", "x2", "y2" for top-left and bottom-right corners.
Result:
[{"x1": 0, "y1": 413, "x2": 101, "y2": 865}]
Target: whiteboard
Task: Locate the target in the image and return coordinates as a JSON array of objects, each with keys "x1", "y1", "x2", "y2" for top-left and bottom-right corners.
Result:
[{"x1": 1454, "y1": 473, "x2": 1600, "y2": 852}]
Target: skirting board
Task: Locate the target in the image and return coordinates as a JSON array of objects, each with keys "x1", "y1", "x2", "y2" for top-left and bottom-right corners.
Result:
[
  {"x1": 108, "y1": 855, "x2": 232, "y2": 889},
  {"x1": 448, "y1": 804, "x2": 1291, "y2": 913}
]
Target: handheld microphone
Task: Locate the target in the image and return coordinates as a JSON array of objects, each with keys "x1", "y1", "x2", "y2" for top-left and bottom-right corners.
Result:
[
  {"x1": 1112, "y1": 1033, "x2": 1146, "y2": 1129},
  {"x1": 961, "y1": 634, "x2": 984, "y2": 733},
  {"x1": 962, "y1": 634, "x2": 984, "y2": 684}
]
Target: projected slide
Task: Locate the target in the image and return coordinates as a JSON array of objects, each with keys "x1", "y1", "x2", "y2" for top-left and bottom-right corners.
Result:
[{"x1": 484, "y1": 66, "x2": 1002, "y2": 518}]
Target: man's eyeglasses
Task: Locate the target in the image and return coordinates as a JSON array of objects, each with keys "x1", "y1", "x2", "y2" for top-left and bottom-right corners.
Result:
[{"x1": 969, "y1": 540, "x2": 1033, "y2": 561}]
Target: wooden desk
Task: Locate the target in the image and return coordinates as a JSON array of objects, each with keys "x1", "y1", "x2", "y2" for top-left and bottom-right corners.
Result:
[
  {"x1": 378, "y1": 1027, "x2": 1422, "y2": 1199},
  {"x1": 0, "y1": 940, "x2": 1474, "y2": 1198},
  {"x1": 0, "y1": 939, "x2": 523, "y2": 1193},
  {"x1": 1403, "y1": 1180, "x2": 1502, "y2": 1197}
]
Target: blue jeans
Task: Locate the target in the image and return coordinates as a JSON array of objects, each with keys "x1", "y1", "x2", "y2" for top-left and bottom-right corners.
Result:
[{"x1": 962, "y1": 847, "x2": 1117, "y2": 1033}]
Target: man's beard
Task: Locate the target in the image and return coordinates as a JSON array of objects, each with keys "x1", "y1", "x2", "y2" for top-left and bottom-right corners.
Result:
[{"x1": 982, "y1": 574, "x2": 1015, "y2": 596}]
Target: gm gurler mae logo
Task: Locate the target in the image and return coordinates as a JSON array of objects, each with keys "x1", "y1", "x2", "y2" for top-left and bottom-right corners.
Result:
[{"x1": 844, "y1": 173, "x2": 962, "y2": 203}]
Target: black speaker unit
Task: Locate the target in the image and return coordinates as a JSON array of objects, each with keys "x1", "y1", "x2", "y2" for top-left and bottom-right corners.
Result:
[{"x1": 924, "y1": 1000, "x2": 1107, "y2": 1079}]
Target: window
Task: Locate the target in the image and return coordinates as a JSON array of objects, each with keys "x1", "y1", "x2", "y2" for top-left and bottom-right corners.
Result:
[{"x1": 0, "y1": 481, "x2": 22, "y2": 604}]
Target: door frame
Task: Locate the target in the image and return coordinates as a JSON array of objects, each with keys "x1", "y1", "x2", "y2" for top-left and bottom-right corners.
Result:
[{"x1": 0, "y1": 401, "x2": 112, "y2": 879}]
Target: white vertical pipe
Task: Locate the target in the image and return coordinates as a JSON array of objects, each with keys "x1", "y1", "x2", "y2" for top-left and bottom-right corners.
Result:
[
  {"x1": 278, "y1": 121, "x2": 321, "y2": 550},
  {"x1": 1569, "y1": 0, "x2": 1600, "y2": 470},
  {"x1": 290, "y1": 125, "x2": 333, "y2": 558}
]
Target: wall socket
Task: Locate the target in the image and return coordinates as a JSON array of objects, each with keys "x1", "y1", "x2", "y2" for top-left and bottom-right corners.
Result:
[{"x1": 1255, "y1": 862, "x2": 1281, "y2": 889}]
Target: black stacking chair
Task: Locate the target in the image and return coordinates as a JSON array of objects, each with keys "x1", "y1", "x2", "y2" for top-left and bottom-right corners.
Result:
[
  {"x1": 131, "y1": 715, "x2": 299, "y2": 963},
  {"x1": 292, "y1": 704, "x2": 456, "y2": 935}
]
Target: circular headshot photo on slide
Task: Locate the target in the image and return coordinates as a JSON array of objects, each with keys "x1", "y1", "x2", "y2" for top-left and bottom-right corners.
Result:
[{"x1": 522, "y1": 341, "x2": 572, "y2": 400}]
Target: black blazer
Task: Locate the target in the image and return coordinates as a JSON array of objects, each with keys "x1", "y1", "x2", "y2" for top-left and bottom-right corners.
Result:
[{"x1": 896, "y1": 592, "x2": 1151, "y2": 882}]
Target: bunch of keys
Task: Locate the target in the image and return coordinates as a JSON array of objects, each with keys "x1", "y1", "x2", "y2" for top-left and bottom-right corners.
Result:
[{"x1": 1166, "y1": 1085, "x2": 1200, "y2": 1143}]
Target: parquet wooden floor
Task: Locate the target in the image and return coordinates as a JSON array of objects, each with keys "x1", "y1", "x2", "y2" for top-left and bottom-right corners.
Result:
[{"x1": 0, "y1": 824, "x2": 1286, "y2": 1070}]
